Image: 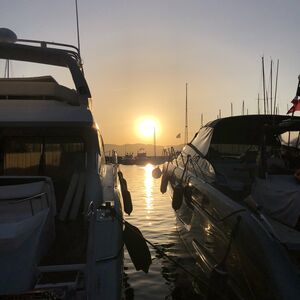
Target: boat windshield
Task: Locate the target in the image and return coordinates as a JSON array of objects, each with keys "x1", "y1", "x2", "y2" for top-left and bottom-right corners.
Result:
[
  {"x1": 0, "y1": 59, "x2": 76, "y2": 90},
  {"x1": 280, "y1": 130, "x2": 300, "y2": 149},
  {"x1": 209, "y1": 144, "x2": 260, "y2": 159}
]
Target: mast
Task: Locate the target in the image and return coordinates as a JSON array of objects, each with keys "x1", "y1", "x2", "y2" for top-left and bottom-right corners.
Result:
[
  {"x1": 257, "y1": 93, "x2": 260, "y2": 114},
  {"x1": 274, "y1": 59, "x2": 279, "y2": 115},
  {"x1": 270, "y1": 59, "x2": 273, "y2": 114},
  {"x1": 231, "y1": 102, "x2": 233, "y2": 116},
  {"x1": 153, "y1": 126, "x2": 156, "y2": 158},
  {"x1": 262, "y1": 56, "x2": 266, "y2": 114},
  {"x1": 184, "y1": 82, "x2": 188, "y2": 144},
  {"x1": 242, "y1": 100, "x2": 245, "y2": 115},
  {"x1": 288, "y1": 75, "x2": 300, "y2": 146},
  {"x1": 266, "y1": 91, "x2": 269, "y2": 114}
]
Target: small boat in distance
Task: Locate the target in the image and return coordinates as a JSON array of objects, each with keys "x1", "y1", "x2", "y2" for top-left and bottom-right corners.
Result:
[
  {"x1": 0, "y1": 29, "x2": 129, "y2": 299},
  {"x1": 159, "y1": 114, "x2": 300, "y2": 299},
  {"x1": 134, "y1": 148, "x2": 150, "y2": 165},
  {"x1": 121, "y1": 152, "x2": 135, "y2": 165}
]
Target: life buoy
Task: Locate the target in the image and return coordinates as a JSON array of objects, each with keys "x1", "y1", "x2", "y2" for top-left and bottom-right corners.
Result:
[
  {"x1": 160, "y1": 171, "x2": 169, "y2": 194},
  {"x1": 172, "y1": 184, "x2": 184, "y2": 210},
  {"x1": 152, "y1": 166, "x2": 162, "y2": 179},
  {"x1": 294, "y1": 169, "x2": 300, "y2": 182}
]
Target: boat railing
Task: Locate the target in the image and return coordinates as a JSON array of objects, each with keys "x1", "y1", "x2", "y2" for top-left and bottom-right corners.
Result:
[
  {"x1": 0, "y1": 39, "x2": 91, "y2": 100},
  {"x1": 17, "y1": 38, "x2": 81, "y2": 66},
  {"x1": 4, "y1": 192, "x2": 49, "y2": 216}
]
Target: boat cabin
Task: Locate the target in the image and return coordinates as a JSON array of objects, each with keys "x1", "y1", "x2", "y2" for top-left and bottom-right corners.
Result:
[{"x1": 181, "y1": 115, "x2": 300, "y2": 228}]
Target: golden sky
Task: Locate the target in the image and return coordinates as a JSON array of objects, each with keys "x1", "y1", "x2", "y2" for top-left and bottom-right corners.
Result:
[{"x1": 2, "y1": 0, "x2": 300, "y2": 145}]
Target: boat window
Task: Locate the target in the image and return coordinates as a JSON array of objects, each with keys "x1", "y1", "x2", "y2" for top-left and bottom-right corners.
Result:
[
  {"x1": 280, "y1": 131, "x2": 300, "y2": 149},
  {"x1": 191, "y1": 127, "x2": 213, "y2": 157},
  {"x1": 1, "y1": 137, "x2": 86, "y2": 176},
  {"x1": 209, "y1": 144, "x2": 259, "y2": 159}
]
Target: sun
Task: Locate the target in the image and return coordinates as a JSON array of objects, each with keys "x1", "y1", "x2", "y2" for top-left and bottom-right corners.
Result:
[{"x1": 139, "y1": 119, "x2": 156, "y2": 137}]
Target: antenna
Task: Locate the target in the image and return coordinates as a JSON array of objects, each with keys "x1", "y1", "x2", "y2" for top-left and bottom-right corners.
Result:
[{"x1": 75, "y1": 0, "x2": 83, "y2": 69}]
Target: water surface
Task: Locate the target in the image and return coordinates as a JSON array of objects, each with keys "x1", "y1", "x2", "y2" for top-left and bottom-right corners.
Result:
[{"x1": 121, "y1": 164, "x2": 200, "y2": 300}]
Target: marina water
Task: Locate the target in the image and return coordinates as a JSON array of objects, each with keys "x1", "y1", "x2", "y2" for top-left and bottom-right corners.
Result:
[{"x1": 121, "y1": 164, "x2": 200, "y2": 300}]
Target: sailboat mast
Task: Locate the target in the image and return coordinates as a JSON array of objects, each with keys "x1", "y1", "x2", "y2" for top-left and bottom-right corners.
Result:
[
  {"x1": 242, "y1": 100, "x2": 245, "y2": 115},
  {"x1": 153, "y1": 126, "x2": 156, "y2": 158},
  {"x1": 274, "y1": 59, "x2": 279, "y2": 115},
  {"x1": 184, "y1": 83, "x2": 188, "y2": 144},
  {"x1": 262, "y1": 56, "x2": 266, "y2": 114},
  {"x1": 270, "y1": 59, "x2": 273, "y2": 115}
]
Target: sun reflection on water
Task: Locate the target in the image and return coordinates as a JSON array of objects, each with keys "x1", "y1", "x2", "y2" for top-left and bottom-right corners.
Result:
[{"x1": 144, "y1": 163, "x2": 154, "y2": 211}]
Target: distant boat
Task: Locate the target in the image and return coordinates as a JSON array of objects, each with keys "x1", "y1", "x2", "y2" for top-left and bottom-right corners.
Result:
[
  {"x1": 121, "y1": 153, "x2": 135, "y2": 165},
  {"x1": 135, "y1": 148, "x2": 150, "y2": 165},
  {"x1": 159, "y1": 114, "x2": 300, "y2": 299}
]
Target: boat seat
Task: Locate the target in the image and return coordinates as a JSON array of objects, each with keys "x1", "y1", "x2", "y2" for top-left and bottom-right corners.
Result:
[
  {"x1": 213, "y1": 159, "x2": 251, "y2": 190},
  {"x1": 0, "y1": 179, "x2": 56, "y2": 223},
  {"x1": 0, "y1": 177, "x2": 56, "y2": 294},
  {"x1": 252, "y1": 175, "x2": 300, "y2": 227},
  {"x1": 267, "y1": 217, "x2": 300, "y2": 250},
  {"x1": 58, "y1": 172, "x2": 86, "y2": 221}
]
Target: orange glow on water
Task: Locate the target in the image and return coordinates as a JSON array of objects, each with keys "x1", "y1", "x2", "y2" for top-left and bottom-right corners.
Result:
[{"x1": 144, "y1": 163, "x2": 154, "y2": 210}]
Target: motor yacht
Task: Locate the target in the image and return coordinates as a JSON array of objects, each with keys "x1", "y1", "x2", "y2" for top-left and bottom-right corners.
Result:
[
  {"x1": 0, "y1": 29, "x2": 127, "y2": 299},
  {"x1": 160, "y1": 114, "x2": 300, "y2": 299}
]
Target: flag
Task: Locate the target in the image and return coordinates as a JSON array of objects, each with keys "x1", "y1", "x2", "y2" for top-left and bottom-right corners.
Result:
[
  {"x1": 287, "y1": 98, "x2": 300, "y2": 114},
  {"x1": 176, "y1": 133, "x2": 181, "y2": 138}
]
